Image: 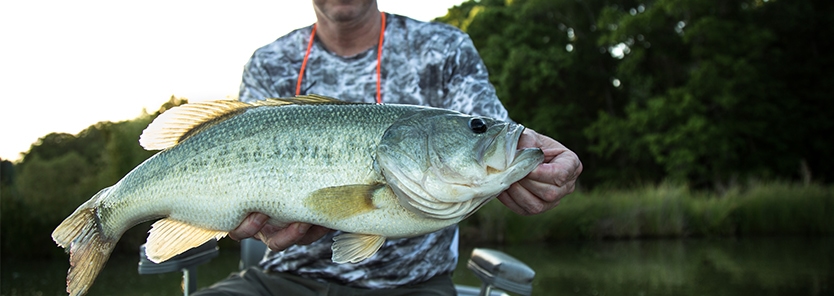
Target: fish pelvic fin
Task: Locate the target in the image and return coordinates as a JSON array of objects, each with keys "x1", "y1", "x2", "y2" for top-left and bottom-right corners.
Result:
[
  {"x1": 145, "y1": 218, "x2": 227, "y2": 263},
  {"x1": 331, "y1": 233, "x2": 386, "y2": 264},
  {"x1": 51, "y1": 203, "x2": 117, "y2": 296},
  {"x1": 303, "y1": 184, "x2": 383, "y2": 221}
]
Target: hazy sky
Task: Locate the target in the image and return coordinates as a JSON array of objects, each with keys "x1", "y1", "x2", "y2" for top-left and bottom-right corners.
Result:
[{"x1": 0, "y1": 0, "x2": 464, "y2": 161}]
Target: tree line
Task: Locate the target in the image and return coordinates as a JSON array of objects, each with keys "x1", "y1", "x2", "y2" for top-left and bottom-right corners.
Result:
[
  {"x1": 438, "y1": 0, "x2": 833, "y2": 189},
  {"x1": 2, "y1": 0, "x2": 832, "y2": 257},
  {"x1": 1, "y1": 97, "x2": 186, "y2": 257}
]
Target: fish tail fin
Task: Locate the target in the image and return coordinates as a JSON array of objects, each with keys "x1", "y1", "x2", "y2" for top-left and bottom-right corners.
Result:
[{"x1": 52, "y1": 189, "x2": 118, "y2": 296}]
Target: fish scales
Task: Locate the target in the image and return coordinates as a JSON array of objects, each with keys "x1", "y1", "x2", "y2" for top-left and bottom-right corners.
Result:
[
  {"x1": 51, "y1": 95, "x2": 544, "y2": 296},
  {"x1": 102, "y1": 104, "x2": 409, "y2": 233}
]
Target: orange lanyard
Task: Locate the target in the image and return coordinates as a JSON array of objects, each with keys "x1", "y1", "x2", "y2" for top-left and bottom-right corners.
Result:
[{"x1": 296, "y1": 12, "x2": 386, "y2": 104}]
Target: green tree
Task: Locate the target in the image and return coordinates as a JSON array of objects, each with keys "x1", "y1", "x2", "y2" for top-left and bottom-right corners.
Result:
[
  {"x1": 100, "y1": 117, "x2": 156, "y2": 185},
  {"x1": 440, "y1": 0, "x2": 833, "y2": 188},
  {"x1": 3, "y1": 96, "x2": 189, "y2": 258},
  {"x1": 588, "y1": 0, "x2": 834, "y2": 187},
  {"x1": 16, "y1": 152, "x2": 98, "y2": 223},
  {"x1": 441, "y1": 0, "x2": 636, "y2": 187}
]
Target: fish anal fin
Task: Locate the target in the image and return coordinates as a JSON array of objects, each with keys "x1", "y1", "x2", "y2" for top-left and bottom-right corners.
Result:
[
  {"x1": 145, "y1": 218, "x2": 227, "y2": 263},
  {"x1": 139, "y1": 100, "x2": 251, "y2": 150},
  {"x1": 304, "y1": 184, "x2": 383, "y2": 221},
  {"x1": 331, "y1": 233, "x2": 386, "y2": 264}
]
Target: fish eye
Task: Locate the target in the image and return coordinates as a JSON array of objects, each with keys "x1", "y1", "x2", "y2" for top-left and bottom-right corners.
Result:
[{"x1": 468, "y1": 118, "x2": 487, "y2": 134}]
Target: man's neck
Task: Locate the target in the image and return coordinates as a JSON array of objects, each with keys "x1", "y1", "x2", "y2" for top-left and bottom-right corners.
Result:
[{"x1": 314, "y1": 9, "x2": 382, "y2": 57}]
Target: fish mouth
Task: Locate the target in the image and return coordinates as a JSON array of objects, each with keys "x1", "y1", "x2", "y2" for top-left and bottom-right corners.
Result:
[
  {"x1": 481, "y1": 122, "x2": 526, "y2": 174},
  {"x1": 505, "y1": 123, "x2": 527, "y2": 169}
]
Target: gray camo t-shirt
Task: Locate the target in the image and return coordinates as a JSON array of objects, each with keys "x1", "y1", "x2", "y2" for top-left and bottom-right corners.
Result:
[{"x1": 239, "y1": 13, "x2": 509, "y2": 289}]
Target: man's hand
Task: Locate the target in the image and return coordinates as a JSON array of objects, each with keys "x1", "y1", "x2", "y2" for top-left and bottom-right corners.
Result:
[
  {"x1": 229, "y1": 213, "x2": 332, "y2": 251},
  {"x1": 497, "y1": 129, "x2": 583, "y2": 215}
]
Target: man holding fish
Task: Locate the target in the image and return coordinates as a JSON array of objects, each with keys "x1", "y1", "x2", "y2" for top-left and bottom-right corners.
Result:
[
  {"x1": 52, "y1": 0, "x2": 582, "y2": 295},
  {"x1": 197, "y1": 0, "x2": 583, "y2": 295}
]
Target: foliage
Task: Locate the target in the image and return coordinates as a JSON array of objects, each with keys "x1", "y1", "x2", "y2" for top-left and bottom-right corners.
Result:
[
  {"x1": 439, "y1": 0, "x2": 647, "y2": 187},
  {"x1": 439, "y1": 0, "x2": 834, "y2": 188},
  {"x1": 4, "y1": 0, "x2": 834, "y2": 259},
  {"x1": 1, "y1": 96, "x2": 185, "y2": 258},
  {"x1": 586, "y1": 0, "x2": 832, "y2": 188}
]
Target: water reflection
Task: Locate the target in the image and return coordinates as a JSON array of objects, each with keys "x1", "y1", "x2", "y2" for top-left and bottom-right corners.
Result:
[
  {"x1": 454, "y1": 237, "x2": 832, "y2": 296},
  {"x1": 2, "y1": 237, "x2": 830, "y2": 295}
]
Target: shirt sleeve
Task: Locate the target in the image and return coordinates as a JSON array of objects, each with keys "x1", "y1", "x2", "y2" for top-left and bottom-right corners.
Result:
[
  {"x1": 442, "y1": 33, "x2": 510, "y2": 122},
  {"x1": 239, "y1": 53, "x2": 277, "y2": 103}
]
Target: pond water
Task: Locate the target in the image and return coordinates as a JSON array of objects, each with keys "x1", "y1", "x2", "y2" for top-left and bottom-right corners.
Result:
[
  {"x1": 454, "y1": 237, "x2": 832, "y2": 296},
  {"x1": 2, "y1": 237, "x2": 831, "y2": 295}
]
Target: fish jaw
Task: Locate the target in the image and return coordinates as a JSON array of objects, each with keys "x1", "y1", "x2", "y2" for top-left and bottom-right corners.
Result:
[
  {"x1": 480, "y1": 122, "x2": 523, "y2": 172},
  {"x1": 376, "y1": 112, "x2": 544, "y2": 220},
  {"x1": 480, "y1": 123, "x2": 545, "y2": 191}
]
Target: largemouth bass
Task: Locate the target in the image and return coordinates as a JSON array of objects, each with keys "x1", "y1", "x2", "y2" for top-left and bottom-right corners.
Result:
[{"x1": 52, "y1": 95, "x2": 543, "y2": 296}]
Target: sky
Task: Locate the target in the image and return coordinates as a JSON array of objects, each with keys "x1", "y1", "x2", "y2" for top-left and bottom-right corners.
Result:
[{"x1": 0, "y1": 0, "x2": 465, "y2": 162}]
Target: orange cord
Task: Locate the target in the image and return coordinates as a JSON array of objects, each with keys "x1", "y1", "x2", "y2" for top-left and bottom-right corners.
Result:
[
  {"x1": 296, "y1": 24, "x2": 317, "y2": 96},
  {"x1": 375, "y1": 12, "x2": 386, "y2": 104},
  {"x1": 296, "y1": 12, "x2": 385, "y2": 103}
]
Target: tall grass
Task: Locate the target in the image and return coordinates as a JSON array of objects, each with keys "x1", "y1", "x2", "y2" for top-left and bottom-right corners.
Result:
[
  {"x1": 3, "y1": 181, "x2": 831, "y2": 259},
  {"x1": 460, "y1": 182, "x2": 834, "y2": 244}
]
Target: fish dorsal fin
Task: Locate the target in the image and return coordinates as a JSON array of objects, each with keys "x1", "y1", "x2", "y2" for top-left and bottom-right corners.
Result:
[
  {"x1": 139, "y1": 95, "x2": 351, "y2": 150},
  {"x1": 139, "y1": 100, "x2": 251, "y2": 150},
  {"x1": 145, "y1": 218, "x2": 227, "y2": 263},
  {"x1": 252, "y1": 94, "x2": 352, "y2": 106},
  {"x1": 331, "y1": 233, "x2": 386, "y2": 263}
]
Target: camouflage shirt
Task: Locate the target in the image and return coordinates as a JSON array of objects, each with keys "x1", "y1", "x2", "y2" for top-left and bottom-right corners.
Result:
[{"x1": 238, "y1": 13, "x2": 509, "y2": 289}]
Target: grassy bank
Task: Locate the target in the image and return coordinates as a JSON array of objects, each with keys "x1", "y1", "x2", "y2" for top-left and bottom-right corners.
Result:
[
  {"x1": 2, "y1": 181, "x2": 831, "y2": 259},
  {"x1": 460, "y1": 182, "x2": 834, "y2": 244}
]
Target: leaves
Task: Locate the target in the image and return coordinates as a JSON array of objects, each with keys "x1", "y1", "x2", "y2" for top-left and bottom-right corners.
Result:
[
  {"x1": 441, "y1": 0, "x2": 834, "y2": 187},
  {"x1": 1, "y1": 97, "x2": 185, "y2": 258}
]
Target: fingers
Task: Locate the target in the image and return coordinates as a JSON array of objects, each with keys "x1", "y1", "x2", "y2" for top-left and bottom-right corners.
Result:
[
  {"x1": 525, "y1": 157, "x2": 581, "y2": 198},
  {"x1": 297, "y1": 225, "x2": 332, "y2": 245},
  {"x1": 260, "y1": 223, "x2": 308, "y2": 251},
  {"x1": 229, "y1": 213, "x2": 332, "y2": 252},
  {"x1": 498, "y1": 181, "x2": 562, "y2": 215},
  {"x1": 503, "y1": 163, "x2": 576, "y2": 215},
  {"x1": 229, "y1": 212, "x2": 269, "y2": 241},
  {"x1": 259, "y1": 223, "x2": 333, "y2": 252},
  {"x1": 499, "y1": 129, "x2": 582, "y2": 216},
  {"x1": 517, "y1": 128, "x2": 543, "y2": 150},
  {"x1": 540, "y1": 149, "x2": 583, "y2": 187},
  {"x1": 497, "y1": 188, "x2": 529, "y2": 215}
]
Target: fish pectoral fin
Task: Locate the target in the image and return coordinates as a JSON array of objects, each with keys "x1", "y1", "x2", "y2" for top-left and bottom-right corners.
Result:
[
  {"x1": 145, "y1": 218, "x2": 227, "y2": 263},
  {"x1": 331, "y1": 233, "x2": 386, "y2": 264},
  {"x1": 304, "y1": 184, "x2": 384, "y2": 221}
]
